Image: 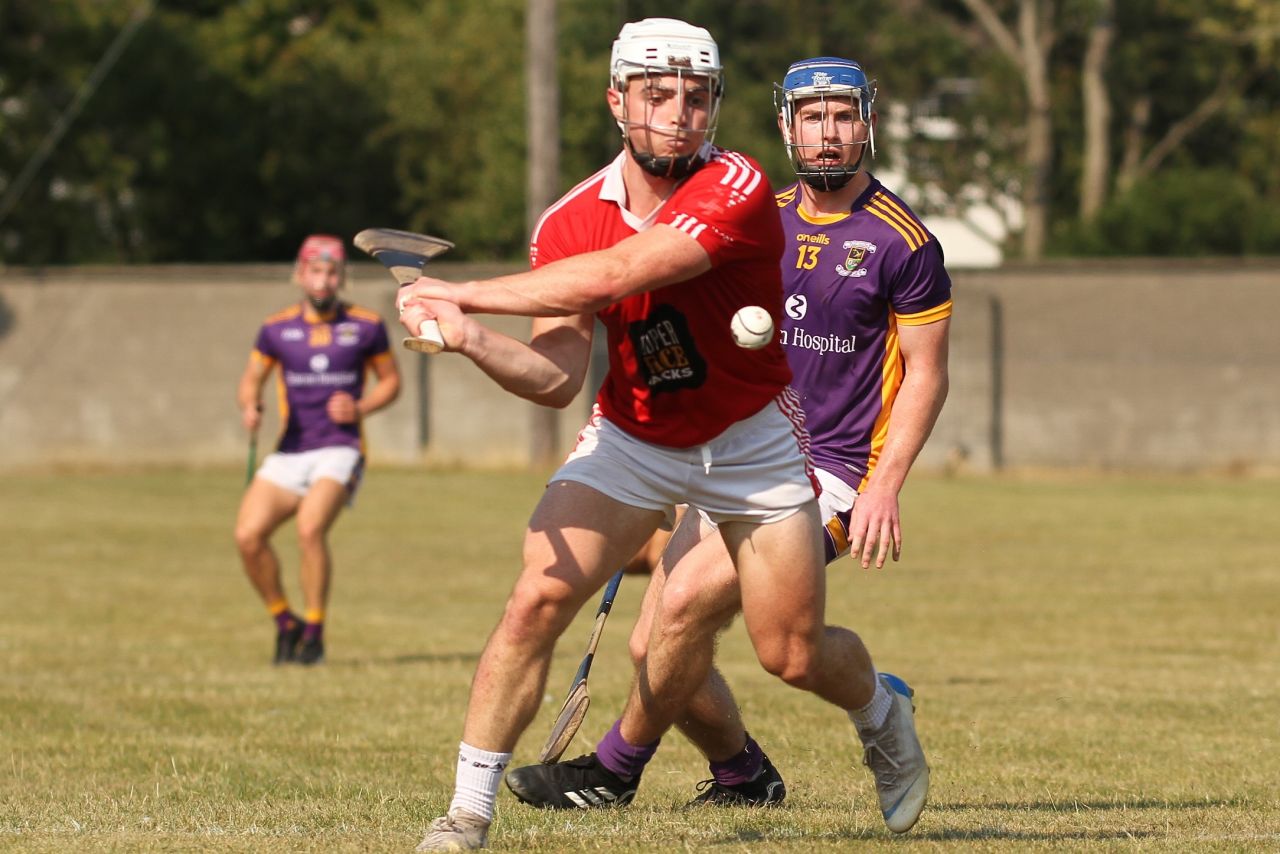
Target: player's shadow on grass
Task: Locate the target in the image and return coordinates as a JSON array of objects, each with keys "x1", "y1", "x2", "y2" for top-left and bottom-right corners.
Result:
[
  {"x1": 916, "y1": 829, "x2": 1164, "y2": 841},
  {"x1": 326, "y1": 652, "x2": 482, "y2": 667},
  {"x1": 720, "y1": 828, "x2": 1163, "y2": 844},
  {"x1": 933, "y1": 797, "x2": 1243, "y2": 811}
]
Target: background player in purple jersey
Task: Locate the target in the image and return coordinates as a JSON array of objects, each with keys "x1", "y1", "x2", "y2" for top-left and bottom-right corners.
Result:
[
  {"x1": 507, "y1": 57, "x2": 950, "y2": 834},
  {"x1": 233, "y1": 235, "x2": 400, "y2": 666}
]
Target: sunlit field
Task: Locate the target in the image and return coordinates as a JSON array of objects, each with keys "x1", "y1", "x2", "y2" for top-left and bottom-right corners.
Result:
[{"x1": 2, "y1": 468, "x2": 1277, "y2": 851}]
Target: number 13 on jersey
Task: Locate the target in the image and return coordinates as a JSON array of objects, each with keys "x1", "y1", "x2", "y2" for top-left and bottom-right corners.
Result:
[{"x1": 796, "y1": 245, "x2": 821, "y2": 270}]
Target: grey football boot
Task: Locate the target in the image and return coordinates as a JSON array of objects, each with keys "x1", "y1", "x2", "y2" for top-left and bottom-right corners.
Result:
[
  {"x1": 858, "y1": 673, "x2": 930, "y2": 833},
  {"x1": 415, "y1": 809, "x2": 490, "y2": 852}
]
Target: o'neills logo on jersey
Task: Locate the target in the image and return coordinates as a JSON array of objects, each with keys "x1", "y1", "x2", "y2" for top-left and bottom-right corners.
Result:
[
  {"x1": 628, "y1": 305, "x2": 707, "y2": 393},
  {"x1": 781, "y1": 327, "x2": 857, "y2": 355}
]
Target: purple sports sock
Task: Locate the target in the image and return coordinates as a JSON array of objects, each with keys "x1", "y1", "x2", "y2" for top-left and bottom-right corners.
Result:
[
  {"x1": 596, "y1": 719, "x2": 659, "y2": 781},
  {"x1": 302, "y1": 621, "x2": 323, "y2": 642},
  {"x1": 274, "y1": 611, "x2": 300, "y2": 633},
  {"x1": 709, "y1": 733, "x2": 764, "y2": 786}
]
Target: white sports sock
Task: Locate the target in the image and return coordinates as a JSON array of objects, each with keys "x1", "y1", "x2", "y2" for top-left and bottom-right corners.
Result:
[
  {"x1": 848, "y1": 672, "x2": 893, "y2": 733},
  {"x1": 448, "y1": 741, "x2": 511, "y2": 822}
]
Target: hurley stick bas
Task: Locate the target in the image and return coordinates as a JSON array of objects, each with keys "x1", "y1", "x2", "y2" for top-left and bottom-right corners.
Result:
[
  {"x1": 539, "y1": 569, "x2": 626, "y2": 764},
  {"x1": 353, "y1": 227, "x2": 454, "y2": 353}
]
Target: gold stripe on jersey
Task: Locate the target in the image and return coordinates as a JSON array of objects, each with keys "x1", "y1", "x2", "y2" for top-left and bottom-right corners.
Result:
[
  {"x1": 865, "y1": 202, "x2": 921, "y2": 251},
  {"x1": 359, "y1": 362, "x2": 371, "y2": 454},
  {"x1": 250, "y1": 348, "x2": 276, "y2": 368},
  {"x1": 368, "y1": 351, "x2": 394, "y2": 368},
  {"x1": 894, "y1": 299, "x2": 953, "y2": 327},
  {"x1": 264, "y1": 305, "x2": 302, "y2": 325},
  {"x1": 859, "y1": 315, "x2": 906, "y2": 493},
  {"x1": 775, "y1": 186, "x2": 798, "y2": 205},
  {"x1": 346, "y1": 305, "x2": 382, "y2": 323},
  {"x1": 274, "y1": 372, "x2": 289, "y2": 448},
  {"x1": 873, "y1": 193, "x2": 929, "y2": 245},
  {"x1": 865, "y1": 201, "x2": 926, "y2": 253},
  {"x1": 867, "y1": 194, "x2": 928, "y2": 250}
]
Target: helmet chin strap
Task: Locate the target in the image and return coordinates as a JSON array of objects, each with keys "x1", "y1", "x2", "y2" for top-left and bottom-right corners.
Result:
[
  {"x1": 799, "y1": 145, "x2": 868, "y2": 192},
  {"x1": 625, "y1": 138, "x2": 705, "y2": 180}
]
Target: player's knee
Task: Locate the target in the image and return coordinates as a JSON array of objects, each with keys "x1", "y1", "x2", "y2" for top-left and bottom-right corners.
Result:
[
  {"x1": 294, "y1": 519, "x2": 327, "y2": 549},
  {"x1": 755, "y1": 639, "x2": 821, "y2": 690},
  {"x1": 660, "y1": 577, "x2": 734, "y2": 638},
  {"x1": 501, "y1": 577, "x2": 579, "y2": 644},
  {"x1": 234, "y1": 524, "x2": 266, "y2": 555},
  {"x1": 627, "y1": 622, "x2": 650, "y2": 668}
]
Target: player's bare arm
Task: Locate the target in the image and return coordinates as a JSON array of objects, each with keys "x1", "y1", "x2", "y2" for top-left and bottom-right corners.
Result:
[
  {"x1": 399, "y1": 223, "x2": 713, "y2": 318},
  {"x1": 849, "y1": 316, "x2": 951, "y2": 569},
  {"x1": 398, "y1": 298, "x2": 595, "y2": 408},
  {"x1": 237, "y1": 353, "x2": 271, "y2": 431},
  {"x1": 357, "y1": 352, "x2": 402, "y2": 417}
]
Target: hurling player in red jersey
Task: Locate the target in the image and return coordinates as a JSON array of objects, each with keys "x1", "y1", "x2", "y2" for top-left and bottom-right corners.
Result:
[
  {"x1": 399, "y1": 20, "x2": 883, "y2": 852},
  {"x1": 508, "y1": 58, "x2": 945, "y2": 834}
]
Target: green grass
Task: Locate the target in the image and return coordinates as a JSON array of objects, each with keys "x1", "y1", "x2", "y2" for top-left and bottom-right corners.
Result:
[{"x1": 1, "y1": 469, "x2": 1278, "y2": 851}]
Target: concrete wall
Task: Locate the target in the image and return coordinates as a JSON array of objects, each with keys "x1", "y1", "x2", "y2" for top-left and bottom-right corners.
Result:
[
  {"x1": 0, "y1": 263, "x2": 588, "y2": 469},
  {"x1": 939, "y1": 260, "x2": 1280, "y2": 473},
  {"x1": 2, "y1": 260, "x2": 1278, "y2": 472}
]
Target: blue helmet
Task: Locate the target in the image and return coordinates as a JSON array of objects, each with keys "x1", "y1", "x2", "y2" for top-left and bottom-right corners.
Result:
[{"x1": 775, "y1": 57, "x2": 877, "y2": 191}]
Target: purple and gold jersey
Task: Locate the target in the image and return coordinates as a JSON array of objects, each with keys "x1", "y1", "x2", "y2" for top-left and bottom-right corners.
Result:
[
  {"x1": 776, "y1": 177, "x2": 952, "y2": 492},
  {"x1": 251, "y1": 302, "x2": 392, "y2": 454}
]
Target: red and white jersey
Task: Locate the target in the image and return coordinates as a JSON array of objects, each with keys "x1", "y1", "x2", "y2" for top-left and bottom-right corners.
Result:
[{"x1": 531, "y1": 146, "x2": 791, "y2": 448}]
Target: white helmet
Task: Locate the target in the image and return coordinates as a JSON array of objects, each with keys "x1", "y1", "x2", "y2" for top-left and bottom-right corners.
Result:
[
  {"x1": 610, "y1": 18, "x2": 722, "y2": 90},
  {"x1": 609, "y1": 18, "x2": 723, "y2": 179}
]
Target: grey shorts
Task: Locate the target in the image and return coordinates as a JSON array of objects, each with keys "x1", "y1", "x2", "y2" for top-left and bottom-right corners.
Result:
[
  {"x1": 256, "y1": 446, "x2": 365, "y2": 501},
  {"x1": 697, "y1": 466, "x2": 858, "y2": 563},
  {"x1": 553, "y1": 393, "x2": 819, "y2": 526},
  {"x1": 814, "y1": 468, "x2": 858, "y2": 563}
]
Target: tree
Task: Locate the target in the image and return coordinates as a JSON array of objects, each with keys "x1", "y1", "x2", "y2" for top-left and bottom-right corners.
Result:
[
  {"x1": 1113, "y1": 0, "x2": 1280, "y2": 193},
  {"x1": 1078, "y1": 0, "x2": 1112, "y2": 221},
  {"x1": 954, "y1": 0, "x2": 1058, "y2": 260}
]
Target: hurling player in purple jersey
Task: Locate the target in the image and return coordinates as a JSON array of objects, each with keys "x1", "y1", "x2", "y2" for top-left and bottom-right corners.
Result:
[
  {"x1": 507, "y1": 58, "x2": 949, "y2": 835},
  {"x1": 233, "y1": 235, "x2": 400, "y2": 666}
]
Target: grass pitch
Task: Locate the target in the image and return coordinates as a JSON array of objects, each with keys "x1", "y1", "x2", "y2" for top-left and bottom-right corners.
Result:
[{"x1": 1, "y1": 468, "x2": 1277, "y2": 851}]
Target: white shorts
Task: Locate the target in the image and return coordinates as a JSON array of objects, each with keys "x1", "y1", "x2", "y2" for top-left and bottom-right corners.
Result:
[
  {"x1": 697, "y1": 466, "x2": 858, "y2": 563},
  {"x1": 256, "y1": 446, "x2": 365, "y2": 501},
  {"x1": 553, "y1": 395, "x2": 818, "y2": 526},
  {"x1": 815, "y1": 468, "x2": 858, "y2": 562}
]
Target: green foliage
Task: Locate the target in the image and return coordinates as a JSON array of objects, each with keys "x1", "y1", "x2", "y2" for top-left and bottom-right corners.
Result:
[
  {"x1": 1051, "y1": 168, "x2": 1280, "y2": 256},
  {"x1": 0, "y1": 0, "x2": 1276, "y2": 263}
]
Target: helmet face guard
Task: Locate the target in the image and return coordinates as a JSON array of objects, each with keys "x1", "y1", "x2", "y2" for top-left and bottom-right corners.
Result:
[
  {"x1": 610, "y1": 18, "x2": 724, "y2": 179},
  {"x1": 775, "y1": 57, "x2": 876, "y2": 192}
]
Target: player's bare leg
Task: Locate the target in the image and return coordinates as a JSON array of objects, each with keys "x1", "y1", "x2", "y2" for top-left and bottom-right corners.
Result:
[
  {"x1": 234, "y1": 478, "x2": 300, "y2": 600},
  {"x1": 293, "y1": 477, "x2": 348, "y2": 665},
  {"x1": 727, "y1": 505, "x2": 928, "y2": 831},
  {"x1": 595, "y1": 506, "x2": 875, "y2": 791},
  {"x1": 506, "y1": 510, "x2": 785, "y2": 810},
  {"x1": 655, "y1": 573, "x2": 788, "y2": 806},
  {"x1": 622, "y1": 505, "x2": 683, "y2": 575},
  {"x1": 622, "y1": 529, "x2": 747, "y2": 740},
  {"x1": 630, "y1": 564, "x2": 785, "y2": 806},
  {"x1": 234, "y1": 478, "x2": 303, "y2": 663},
  {"x1": 428, "y1": 482, "x2": 663, "y2": 842},
  {"x1": 624, "y1": 513, "x2": 757, "y2": 768},
  {"x1": 462, "y1": 484, "x2": 663, "y2": 749},
  {"x1": 724, "y1": 504, "x2": 876, "y2": 707}
]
